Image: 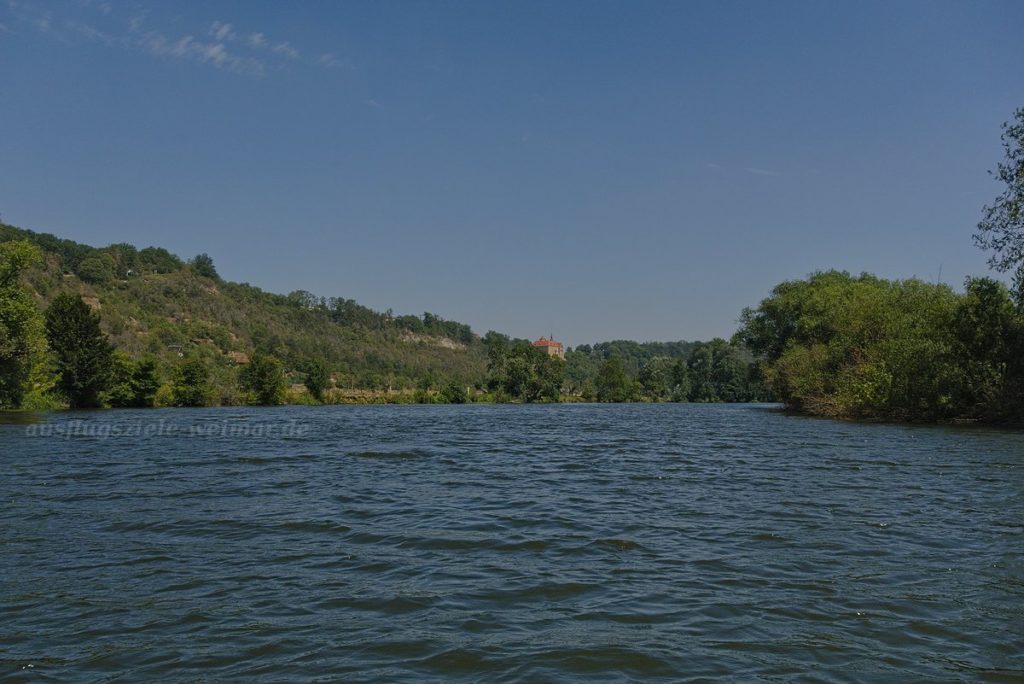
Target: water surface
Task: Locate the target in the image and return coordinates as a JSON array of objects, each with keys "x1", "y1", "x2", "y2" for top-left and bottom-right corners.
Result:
[{"x1": 2, "y1": 404, "x2": 1022, "y2": 681}]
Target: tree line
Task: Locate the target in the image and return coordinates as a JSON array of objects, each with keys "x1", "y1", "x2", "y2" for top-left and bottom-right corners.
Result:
[
  {"x1": 736, "y1": 107, "x2": 1024, "y2": 423},
  {"x1": 1, "y1": 107, "x2": 1019, "y2": 418}
]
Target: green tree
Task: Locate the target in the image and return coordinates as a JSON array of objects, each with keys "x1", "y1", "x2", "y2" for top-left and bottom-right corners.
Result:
[
  {"x1": 106, "y1": 243, "x2": 140, "y2": 278},
  {"x1": 975, "y1": 108, "x2": 1024, "y2": 300},
  {"x1": 639, "y1": 357, "x2": 674, "y2": 401},
  {"x1": 736, "y1": 271, "x2": 990, "y2": 421},
  {"x1": 954, "y1": 277, "x2": 1023, "y2": 420},
  {"x1": 240, "y1": 353, "x2": 286, "y2": 405},
  {"x1": 189, "y1": 253, "x2": 219, "y2": 280},
  {"x1": 0, "y1": 240, "x2": 45, "y2": 408},
  {"x1": 129, "y1": 358, "x2": 161, "y2": 407},
  {"x1": 439, "y1": 380, "x2": 468, "y2": 404},
  {"x1": 596, "y1": 357, "x2": 632, "y2": 402},
  {"x1": 108, "y1": 353, "x2": 161, "y2": 408},
  {"x1": 524, "y1": 353, "x2": 564, "y2": 402},
  {"x1": 138, "y1": 246, "x2": 183, "y2": 273},
  {"x1": 669, "y1": 359, "x2": 691, "y2": 402},
  {"x1": 44, "y1": 293, "x2": 114, "y2": 409},
  {"x1": 171, "y1": 358, "x2": 212, "y2": 407},
  {"x1": 76, "y1": 252, "x2": 116, "y2": 284},
  {"x1": 303, "y1": 358, "x2": 330, "y2": 401}
]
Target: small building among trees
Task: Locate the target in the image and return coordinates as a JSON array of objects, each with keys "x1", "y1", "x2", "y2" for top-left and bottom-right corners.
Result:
[{"x1": 532, "y1": 335, "x2": 565, "y2": 360}]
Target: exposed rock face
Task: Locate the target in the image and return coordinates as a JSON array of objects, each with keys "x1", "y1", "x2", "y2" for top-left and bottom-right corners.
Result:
[{"x1": 399, "y1": 331, "x2": 466, "y2": 350}]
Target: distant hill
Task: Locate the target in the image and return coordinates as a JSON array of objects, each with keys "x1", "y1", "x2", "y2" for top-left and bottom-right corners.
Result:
[{"x1": 0, "y1": 221, "x2": 488, "y2": 393}]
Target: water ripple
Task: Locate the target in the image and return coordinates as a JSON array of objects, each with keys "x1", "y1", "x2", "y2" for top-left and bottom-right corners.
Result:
[{"x1": 2, "y1": 403, "x2": 1022, "y2": 681}]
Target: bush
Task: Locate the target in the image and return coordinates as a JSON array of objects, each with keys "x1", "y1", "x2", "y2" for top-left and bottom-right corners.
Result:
[
  {"x1": 171, "y1": 359, "x2": 212, "y2": 407},
  {"x1": 239, "y1": 353, "x2": 286, "y2": 405},
  {"x1": 439, "y1": 381, "x2": 468, "y2": 404},
  {"x1": 77, "y1": 252, "x2": 117, "y2": 284}
]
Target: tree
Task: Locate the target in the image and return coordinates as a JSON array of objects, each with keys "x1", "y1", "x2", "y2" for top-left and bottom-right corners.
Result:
[
  {"x1": 524, "y1": 353, "x2": 564, "y2": 402},
  {"x1": 486, "y1": 340, "x2": 564, "y2": 402},
  {"x1": 190, "y1": 253, "x2": 219, "y2": 280},
  {"x1": 734, "y1": 270, "x2": 1008, "y2": 421},
  {"x1": 108, "y1": 353, "x2": 161, "y2": 408},
  {"x1": 954, "y1": 277, "x2": 1023, "y2": 421},
  {"x1": 129, "y1": 358, "x2": 161, "y2": 407},
  {"x1": 76, "y1": 252, "x2": 116, "y2": 284},
  {"x1": 240, "y1": 353, "x2": 286, "y2": 405},
  {"x1": 44, "y1": 293, "x2": 114, "y2": 408},
  {"x1": 596, "y1": 357, "x2": 632, "y2": 402},
  {"x1": 0, "y1": 240, "x2": 45, "y2": 408},
  {"x1": 171, "y1": 359, "x2": 212, "y2": 407},
  {"x1": 439, "y1": 380, "x2": 468, "y2": 404},
  {"x1": 669, "y1": 359, "x2": 691, "y2": 402},
  {"x1": 975, "y1": 108, "x2": 1024, "y2": 300},
  {"x1": 303, "y1": 358, "x2": 330, "y2": 401},
  {"x1": 639, "y1": 357, "x2": 674, "y2": 401},
  {"x1": 138, "y1": 246, "x2": 183, "y2": 273}
]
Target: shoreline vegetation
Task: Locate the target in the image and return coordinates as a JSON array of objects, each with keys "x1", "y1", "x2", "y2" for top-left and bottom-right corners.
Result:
[
  {"x1": 0, "y1": 219, "x2": 1018, "y2": 423},
  {"x1": 0, "y1": 220, "x2": 768, "y2": 411},
  {"x1": 0, "y1": 109, "x2": 1021, "y2": 423}
]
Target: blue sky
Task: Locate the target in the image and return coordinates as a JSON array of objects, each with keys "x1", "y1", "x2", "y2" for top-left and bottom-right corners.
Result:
[{"x1": 1, "y1": 1, "x2": 1022, "y2": 345}]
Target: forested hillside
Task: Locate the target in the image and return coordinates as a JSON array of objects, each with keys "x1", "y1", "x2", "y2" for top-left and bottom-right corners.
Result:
[
  {"x1": 0, "y1": 220, "x2": 766, "y2": 407},
  {"x1": 1, "y1": 221, "x2": 488, "y2": 397}
]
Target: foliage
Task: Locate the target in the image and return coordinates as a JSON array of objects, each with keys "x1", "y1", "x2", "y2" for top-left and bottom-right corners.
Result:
[
  {"x1": 303, "y1": 358, "x2": 330, "y2": 402},
  {"x1": 0, "y1": 221, "x2": 488, "y2": 397},
  {"x1": 596, "y1": 357, "x2": 634, "y2": 402},
  {"x1": 567, "y1": 338, "x2": 762, "y2": 403},
  {"x1": 0, "y1": 240, "x2": 45, "y2": 408},
  {"x1": 171, "y1": 358, "x2": 213, "y2": 407},
  {"x1": 138, "y1": 246, "x2": 183, "y2": 274},
  {"x1": 189, "y1": 253, "x2": 219, "y2": 280},
  {"x1": 77, "y1": 252, "x2": 117, "y2": 284},
  {"x1": 1, "y1": 219, "x2": 775, "y2": 410},
  {"x1": 737, "y1": 271, "x2": 1024, "y2": 422},
  {"x1": 107, "y1": 353, "x2": 161, "y2": 407},
  {"x1": 975, "y1": 108, "x2": 1024, "y2": 300},
  {"x1": 485, "y1": 338, "x2": 564, "y2": 402},
  {"x1": 439, "y1": 380, "x2": 468, "y2": 403},
  {"x1": 239, "y1": 353, "x2": 287, "y2": 405},
  {"x1": 44, "y1": 293, "x2": 114, "y2": 409}
]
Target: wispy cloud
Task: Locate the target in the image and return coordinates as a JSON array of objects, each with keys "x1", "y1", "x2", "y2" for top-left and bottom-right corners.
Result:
[
  {"x1": 209, "y1": 20, "x2": 235, "y2": 42},
  {"x1": 135, "y1": 30, "x2": 263, "y2": 76},
  {"x1": 744, "y1": 167, "x2": 782, "y2": 177},
  {"x1": 64, "y1": 19, "x2": 114, "y2": 45},
  {"x1": 272, "y1": 41, "x2": 299, "y2": 60},
  {"x1": 6, "y1": 2, "x2": 353, "y2": 77},
  {"x1": 317, "y1": 52, "x2": 353, "y2": 70}
]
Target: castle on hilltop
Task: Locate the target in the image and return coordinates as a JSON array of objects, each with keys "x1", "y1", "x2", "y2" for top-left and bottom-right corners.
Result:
[{"x1": 532, "y1": 335, "x2": 565, "y2": 360}]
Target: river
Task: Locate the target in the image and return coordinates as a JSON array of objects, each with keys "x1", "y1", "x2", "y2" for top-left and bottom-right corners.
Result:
[{"x1": 2, "y1": 404, "x2": 1022, "y2": 681}]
